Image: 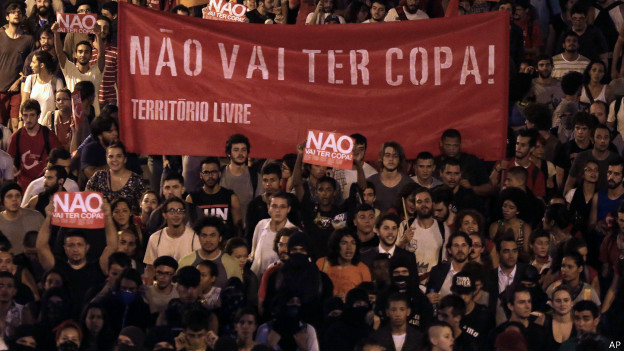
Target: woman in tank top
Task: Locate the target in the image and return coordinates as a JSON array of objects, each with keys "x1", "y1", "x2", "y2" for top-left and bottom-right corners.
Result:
[{"x1": 580, "y1": 60, "x2": 614, "y2": 107}]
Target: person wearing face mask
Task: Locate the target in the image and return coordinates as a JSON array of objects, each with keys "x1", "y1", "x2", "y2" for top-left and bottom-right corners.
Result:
[
  {"x1": 261, "y1": 231, "x2": 334, "y2": 327},
  {"x1": 33, "y1": 287, "x2": 73, "y2": 350},
  {"x1": 115, "y1": 326, "x2": 146, "y2": 351},
  {"x1": 318, "y1": 297, "x2": 344, "y2": 349},
  {"x1": 54, "y1": 320, "x2": 82, "y2": 351},
  {"x1": 257, "y1": 294, "x2": 320, "y2": 351},
  {"x1": 96, "y1": 268, "x2": 151, "y2": 335},
  {"x1": 322, "y1": 288, "x2": 374, "y2": 351},
  {"x1": 7, "y1": 324, "x2": 36, "y2": 350},
  {"x1": 377, "y1": 256, "x2": 434, "y2": 332}
]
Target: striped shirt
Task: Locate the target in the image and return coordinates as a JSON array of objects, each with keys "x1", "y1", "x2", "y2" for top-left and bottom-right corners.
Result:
[
  {"x1": 89, "y1": 44, "x2": 118, "y2": 105},
  {"x1": 551, "y1": 53, "x2": 590, "y2": 79}
]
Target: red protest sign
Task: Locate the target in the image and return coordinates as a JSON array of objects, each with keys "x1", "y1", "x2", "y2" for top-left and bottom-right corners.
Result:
[
  {"x1": 55, "y1": 12, "x2": 97, "y2": 34},
  {"x1": 52, "y1": 192, "x2": 105, "y2": 229},
  {"x1": 118, "y1": 3, "x2": 509, "y2": 161},
  {"x1": 202, "y1": 0, "x2": 247, "y2": 22},
  {"x1": 71, "y1": 91, "x2": 83, "y2": 126},
  {"x1": 303, "y1": 130, "x2": 354, "y2": 170}
]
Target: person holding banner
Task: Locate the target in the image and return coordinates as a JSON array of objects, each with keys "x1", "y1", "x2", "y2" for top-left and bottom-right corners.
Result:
[
  {"x1": 35, "y1": 198, "x2": 117, "y2": 313},
  {"x1": 51, "y1": 17, "x2": 104, "y2": 116},
  {"x1": 86, "y1": 142, "x2": 145, "y2": 215}
]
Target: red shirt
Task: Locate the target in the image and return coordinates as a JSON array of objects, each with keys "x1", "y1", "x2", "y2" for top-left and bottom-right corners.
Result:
[
  {"x1": 8, "y1": 126, "x2": 60, "y2": 190},
  {"x1": 89, "y1": 44, "x2": 118, "y2": 105},
  {"x1": 498, "y1": 158, "x2": 546, "y2": 198}
]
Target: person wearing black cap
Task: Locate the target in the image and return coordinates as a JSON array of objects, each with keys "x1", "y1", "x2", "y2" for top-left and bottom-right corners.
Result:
[
  {"x1": 157, "y1": 266, "x2": 217, "y2": 334},
  {"x1": 116, "y1": 325, "x2": 145, "y2": 351},
  {"x1": 451, "y1": 272, "x2": 489, "y2": 350},
  {"x1": 377, "y1": 254, "x2": 433, "y2": 331},
  {"x1": 261, "y1": 231, "x2": 333, "y2": 326},
  {"x1": 9, "y1": 324, "x2": 37, "y2": 350}
]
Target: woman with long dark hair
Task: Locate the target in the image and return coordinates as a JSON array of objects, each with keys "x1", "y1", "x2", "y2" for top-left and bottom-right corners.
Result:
[{"x1": 316, "y1": 229, "x2": 371, "y2": 299}]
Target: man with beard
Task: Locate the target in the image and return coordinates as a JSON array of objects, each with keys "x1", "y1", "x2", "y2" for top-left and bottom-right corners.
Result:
[
  {"x1": 249, "y1": 192, "x2": 296, "y2": 277},
  {"x1": 187, "y1": 157, "x2": 242, "y2": 239},
  {"x1": 427, "y1": 232, "x2": 472, "y2": 303},
  {"x1": 528, "y1": 56, "x2": 564, "y2": 108},
  {"x1": 384, "y1": 0, "x2": 429, "y2": 21},
  {"x1": 144, "y1": 197, "x2": 201, "y2": 280},
  {"x1": 23, "y1": 26, "x2": 59, "y2": 78},
  {"x1": 0, "y1": 1, "x2": 35, "y2": 131},
  {"x1": 26, "y1": 0, "x2": 55, "y2": 38},
  {"x1": 362, "y1": 0, "x2": 388, "y2": 23},
  {"x1": 361, "y1": 212, "x2": 417, "y2": 275},
  {"x1": 431, "y1": 186, "x2": 455, "y2": 228},
  {"x1": 306, "y1": 0, "x2": 346, "y2": 24},
  {"x1": 24, "y1": 165, "x2": 66, "y2": 216},
  {"x1": 220, "y1": 134, "x2": 262, "y2": 228},
  {"x1": 491, "y1": 129, "x2": 546, "y2": 198},
  {"x1": 566, "y1": 124, "x2": 620, "y2": 194},
  {"x1": 434, "y1": 129, "x2": 492, "y2": 197},
  {"x1": 21, "y1": 148, "x2": 77, "y2": 206},
  {"x1": 590, "y1": 159, "x2": 624, "y2": 232},
  {"x1": 80, "y1": 115, "x2": 118, "y2": 180},
  {"x1": 36, "y1": 198, "x2": 117, "y2": 312},
  {"x1": 367, "y1": 141, "x2": 414, "y2": 213},
  {"x1": 257, "y1": 227, "x2": 298, "y2": 314},
  {"x1": 552, "y1": 31, "x2": 591, "y2": 79},
  {"x1": 8, "y1": 99, "x2": 60, "y2": 191},
  {"x1": 486, "y1": 234, "x2": 528, "y2": 325},
  {"x1": 397, "y1": 188, "x2": 449, "y2": 285},
  {"x1": 52, "y1": 18, "x2": 105, "y2": 114},
  {"x1": 439, "y1": 158, "x2": 482, "y2": 213},
  {"x1": 178, "y1": 216, "x2": 242, "y2": 288}
]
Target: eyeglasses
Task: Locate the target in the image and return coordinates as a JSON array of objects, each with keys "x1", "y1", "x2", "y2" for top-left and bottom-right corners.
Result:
[
  {"x1": 166, "y1": 208, "x2": 186, "y2": 214},
  {"x1": 201, "y1": 170, "x2": 219, "y2": 176}
]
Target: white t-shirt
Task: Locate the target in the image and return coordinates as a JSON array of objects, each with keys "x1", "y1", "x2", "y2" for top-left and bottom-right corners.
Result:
[
  {"x1": 250, "y1": 218, "x2": 295, "y2": 276},
  {"x1": 397, "y1": 219, "x2": 449, "y2": 282},
  {"x1": 23, "y1": 75, "x2": 64, "y2": 124},
  {"x1": 392, "y1": 333, "x2": 407, "y2": 351},
  {"x1": 61, "y1": 61, "x2": 103, "y2": 115},
  {"x1": 144, "y1": 227, "x2": 199, "y2": 265},
  {"x1": 21, "y1": 176, "x2": 79, "y2": 207},
  {"x1": 0, "y1": 150, "x2": 13, "y2": 181},
  {"x1": 384, "y1": 7, "x2": 429, "y2": 21}
]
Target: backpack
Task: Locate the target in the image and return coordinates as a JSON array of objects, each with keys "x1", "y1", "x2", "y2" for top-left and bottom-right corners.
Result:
[
  {"x1": 592, "y1": 1, "x2": 623, "y2": 49},
  {"x1": 13, "y1": 126, "x2": 52, "y2": 170},
  {"x1": 395, "y1": 6, "x2": 409, "y2": 20},
  {"x1": 407, "y1": 217, "x2": 446, "y2": 264}
]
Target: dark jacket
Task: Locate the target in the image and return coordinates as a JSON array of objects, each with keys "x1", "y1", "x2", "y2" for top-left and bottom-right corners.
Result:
[
  {"x1": 361, "y1": 246, "x2": 418, "y2": 276},
  {"x1": 426, "y1": 262, "x2": 451, "y2": 293},
  {"x1": 371, "y1": 324, "x2": 424, "y2": 351}
]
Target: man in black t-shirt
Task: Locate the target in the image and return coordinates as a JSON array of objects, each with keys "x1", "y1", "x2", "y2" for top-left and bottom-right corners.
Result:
[
  {"x1": 35, "y1": 200, "x2": 117, "y2": 315},
  {"x1": 187, "y1": 157, "x2": 242, "y2": 239},
  {"x1": 434, "y1": 129, "x2": 492, "y2": 197},
  {"x1": 246, "y1": 0, "x2": 277, "y2": 23},
  {"x1": 451, "y1": 272, "x2": 490, "y2": 350}
]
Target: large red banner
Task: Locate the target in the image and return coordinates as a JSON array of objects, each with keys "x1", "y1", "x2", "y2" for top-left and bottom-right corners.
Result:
[{"x1": 118, "y1": 3, "x2": 509, "y2": 160}]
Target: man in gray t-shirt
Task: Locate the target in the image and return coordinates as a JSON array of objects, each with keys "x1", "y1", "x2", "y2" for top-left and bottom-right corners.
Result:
[
  {"x1": 0, "y1": 182, "x2": 43, "y2": 253},
  {"x1": 367, "y1": 141, "x2": 414, "y2": 212}
]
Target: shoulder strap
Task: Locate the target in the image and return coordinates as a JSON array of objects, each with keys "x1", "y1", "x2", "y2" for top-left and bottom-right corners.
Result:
[
  {"x1": 584, "y1": 85, "x2": 595, "y2": 105},
  {"x1": 437, "y1": 220, "x2": 445, "y2": 263},
  {"x1": 51, "y1": 111, "x2": 56, "y2": 134},
  {"x1": 531, "y1": 164, "x2": 541, "y2": 185},
  {"x1": 50, "y1": 76, "x2": 57, "y2": 96},
  {"x1": 396, "y1": 6, "x2": 409, "y2": 21},
  {"x1": 13, "y1": 129, "x2": 22, "y2": 169},
  {"x1": 250, "y1": 167, "x2": 258, "y2": 194},
  {"x1": 29, "y1": 74, "x2": 37, "y2": 92},
  {"x1": 41, "y1": 126, "x2": 51, "y2": 161}
]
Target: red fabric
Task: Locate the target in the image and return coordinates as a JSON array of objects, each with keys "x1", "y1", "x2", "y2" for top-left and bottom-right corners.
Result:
[
  {"x1": 498, "y1": 159, "x2": 546, "y2": 198},
  {"x1": 118, "y1": 3, "x2": 509, "y2": 160},
  {"x1": 0, "y1": 92, "x2": 20, "y2": 125},
  {"x1": 8, "y1": 127, "x2": 61, "y2": 191}
]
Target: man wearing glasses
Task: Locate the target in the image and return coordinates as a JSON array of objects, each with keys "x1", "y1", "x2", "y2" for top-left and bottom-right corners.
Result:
[
  {"x1": 186, "y1": 157, "x2": 242, "y2": 240},
  {"x1": 144, "y1": 197, "x2": 200, "y2": 279}
]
